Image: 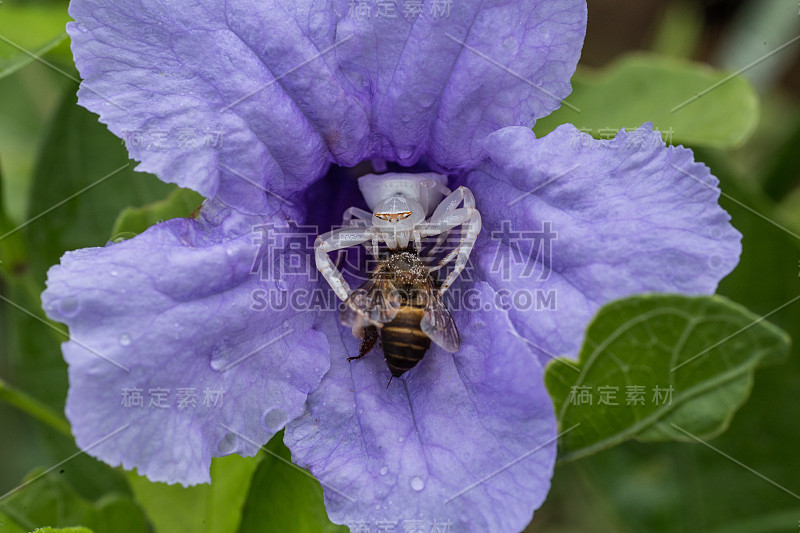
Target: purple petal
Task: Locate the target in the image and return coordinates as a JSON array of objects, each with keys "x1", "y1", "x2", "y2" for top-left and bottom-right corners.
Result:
[
  {"x1": 335, "y1": 0, "x2": 587, "y2": 169},
  {"x1": 285, "y1": 282, "x2": 556, "y2": 532},
  {"x1": 464, "y1": 123, "x2": 742, "y2": 364},
  {"x1": 42, "y1": 201, "x2": 329, "y2": 485},
  {"x1": 68, "y1": 0, "x2": 586, "y2": 214},
  {"x1": 68, "y1": 0, "x2": 369, "y2": 214}
]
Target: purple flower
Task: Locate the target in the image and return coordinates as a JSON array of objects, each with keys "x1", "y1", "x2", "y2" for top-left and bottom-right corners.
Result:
[{"x1": 43, "y1": 1, "x2": 741, "y2": 531}]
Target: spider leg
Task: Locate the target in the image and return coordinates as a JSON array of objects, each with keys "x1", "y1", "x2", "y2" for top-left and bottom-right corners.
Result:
[
  {"x1": 420, "y1": 186, "x2": 482, "y2": 293},
  {"x1": 428, "y1": 246, "x2": 459, "y2": 272},
  {"x1": 315, "y1": 226, "x2": 374, "y2": 301},
  {"x1": 412, "y1": 229, "x2": 422, "y2": 253},
  {"x1": 427, "y1": 228, "x2": 451, "y2": 256},
  {"x1": 372, "y1": 236, "x2": 380, "y2": 259},
  {"x1": 334, "y1": 208, "x2": 372, "y2": 269},
  {"x1": 419, "y1": 179, "x2": 452, "y2": 197}
]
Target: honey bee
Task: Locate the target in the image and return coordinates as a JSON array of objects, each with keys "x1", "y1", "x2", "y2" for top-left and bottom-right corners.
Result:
[{"x1": 340, "y1": 249, "x2": 460, "y2": 383}]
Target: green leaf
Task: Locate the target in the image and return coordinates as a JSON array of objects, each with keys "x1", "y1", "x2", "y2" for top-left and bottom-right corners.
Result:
[
  {"x1": 111, "y1": 187, "x2": 203, "y2": 240},
  {"x1": 237, "y1": 434, "x2": 346, "y2": 533},
  {"x1": 0, "y1": 510, "x2": 27, "y2": 533},
  {"x1": 534, "y1": 54, "x2": 760, "y2": 148},
  {"x1": 0, "y1": 377, "x2": 71, "y2": 438},
  {"x1": 649, "y1": 1, "x2": 703, "y2": 59},
  {"x1": 127, "y1": 454, "x2": 261, "y2": 533},
  {"x1": 0, "y1": 3, "x2": 72, "y2": 80},
  {"x1": 556, "y1": 156, "x2": 800, "y2": 533},
  {"x1": 2, "y1": 280, "x2": 69, "y2": 411},
  {"x1": 764, "y1": 115, "x2": 800, "y2": 202},
  {"x1": 546, "y1": 294, "x2": 789, "y2": 463},
  {"x1": 30, "y1": 528, "x2": 93, "y2": 533},
  {"x1": 0, "y1": 468, "x2": 148, "y2": 533},
  {"x1": 2, "y1": 85, "x2": 178, "y2": 503},
  {"x1": 24, "y1": 88, "x2": 175, "y2": 283},
  {"x1": 0, "y1": 68, "x2": 71, "y2": 223}
]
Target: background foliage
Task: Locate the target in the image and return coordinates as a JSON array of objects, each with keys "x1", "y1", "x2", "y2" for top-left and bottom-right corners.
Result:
[{"x1": 1, "y1": 1, "x2": 799, "y2": 532}]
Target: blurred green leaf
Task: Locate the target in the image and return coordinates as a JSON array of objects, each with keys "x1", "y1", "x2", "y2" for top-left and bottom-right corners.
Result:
[
  {"x1": 650, "y1": 2, "x2": 704, "y2": 59},
  {"x1": 0, "y1": 378, "x2": 70, "y2": 437},
  {"x1": 764, "y1": 116, "x2": 800, "y2": 202},
  {"x1": 127, "y1": 454, "x2": 260, "y2": 533},
  {"x1": 534, "y1": 54, "x2": 760, "y2": 148},
  {"x1": 546, "y1": 294, "x2": 789, "y2": 463},
  {"x1": 31, "y1": 527, "x2": 93, "y2": 533},
  {"x1": 0, "y1": 4, "x2": 72, "y2": 80},
  {"x1": 25, "y1": 89, "x2": 174, "y2": 283},
  {"x1": 0, "y1": 160, "x2": 27, "y2": 275},
  {"x1": 0, "y1": 469, "x2": 148, "y2": 533},
  {"x1": 2, "y1": 280, "x2": 68, "y2": 412},
  {"x1": 0, "y1": 510, "x2": 27, "y2": 533},
  {"x1": 0, "y1": 63, "x2": 71, "y2": 223},
  {"x1": 1, "y1": 85, "x2": 178, "y2": 506},
  {"x1": 237, "y1": 435, "x2": 346, "y2": 533},
  {"x1": 111, "y1": 187, "x2": 203, "y2": 240}
]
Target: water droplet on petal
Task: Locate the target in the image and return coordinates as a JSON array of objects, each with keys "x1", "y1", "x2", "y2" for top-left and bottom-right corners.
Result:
[
  {"x1": 503, "y1": 36, "x2": 518, "y2": 51},
  {"x1": 276, "y1": 280, "x2": 288, "y2": 291},
  {"x1": 58, "y1": 297, "x2": 81, "y2": 317},
  {"x1": 282, "y1": 320, "x2": 291, "y2": 329},
  {"x1": 210, "y1": 339, "x2": 232, "y2": 371},
  {"x1": 398, "y1": 437, "x2": 404, "y2": 443},
  {"x1": 110, "y1": 270, "x2": 118, "y2": 277},
  {"x1": 380, "y1": 466, "x2": 388, "y2": 476},
  {"x1": 76, "y1": 23, "x2": 88, "y2": 33},
  {"x1": 218, "y1": 432, "x2": 237, "y2": 454},
  {"x1": 410, "y1": 476, "x2": 425, "y2": 491},
  {"x1": 396, "y1": 147, "x2": 414, "y2": 161},
  {"x1": 118, "y1": 333, "x2": 131, "y2": 346},
  {"x1": 261, "y1": 407, "x2": 287, "y2": 431}
]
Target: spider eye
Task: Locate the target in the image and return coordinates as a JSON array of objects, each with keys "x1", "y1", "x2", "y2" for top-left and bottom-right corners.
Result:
[{"x1": 375, "y1": 211, "x2": 412, "y2": 222}]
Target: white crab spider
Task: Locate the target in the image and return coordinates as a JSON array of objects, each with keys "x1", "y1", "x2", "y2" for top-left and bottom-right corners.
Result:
[{"x1": 315, "y1": 172, "x2": 482, "y2": 302}]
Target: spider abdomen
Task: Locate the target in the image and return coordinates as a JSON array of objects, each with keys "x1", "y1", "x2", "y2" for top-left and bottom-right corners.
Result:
[{"x1": 380, "y1": 304, "x2": 431, "y2": 377}]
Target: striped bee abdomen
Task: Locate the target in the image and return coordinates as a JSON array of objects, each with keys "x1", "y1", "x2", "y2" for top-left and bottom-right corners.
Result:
[{"x1": 380, "y1": 304, "x2": 431, "y2": 377}]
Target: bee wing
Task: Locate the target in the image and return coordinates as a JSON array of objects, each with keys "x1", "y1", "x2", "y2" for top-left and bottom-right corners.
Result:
[
  {"x1": 340, "y1": 277, "x2": 401, "y2": 328},
  {"x1": 420, "y1": 288, "x2": 460, "y2": 353}
]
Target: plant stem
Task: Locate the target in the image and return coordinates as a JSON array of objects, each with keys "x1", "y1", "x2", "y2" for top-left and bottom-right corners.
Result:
[{"x1": 0, "y1": 378, "x2": 71, "y2": 437}]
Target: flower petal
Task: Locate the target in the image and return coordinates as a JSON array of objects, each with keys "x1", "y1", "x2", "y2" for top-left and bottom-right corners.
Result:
[
  {"x1": 68, "y1": 0, "x2": 586, "y2": 213},
  {"x1": 42, "y1": 200, "x2": 329, "y2": 485},
  {"x1": 464, "y1": 123, "x2": 742, "y2": 364},
  {"x1": 336, "y1": 0, "x2": 587, "y2": 169},
  {"x1": 68, "y1": 0, "x2": 370, "y2": 214},
  {"x1": 285, "y1": 282, "x2": 556, "y2": 532}
]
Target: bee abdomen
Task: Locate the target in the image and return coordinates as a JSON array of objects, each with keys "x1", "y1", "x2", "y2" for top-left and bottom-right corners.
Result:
[{"x1": 381, "y1": 305, "x2": 430, "y2": 377}]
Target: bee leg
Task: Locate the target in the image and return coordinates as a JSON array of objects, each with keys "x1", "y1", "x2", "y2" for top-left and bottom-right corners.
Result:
[
  {"x1": 386, "y1": 375, "x2": 393, "y2": 389},
  {"x1": 348, "y1": 326, "x2": 378, "y2": 362}
]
